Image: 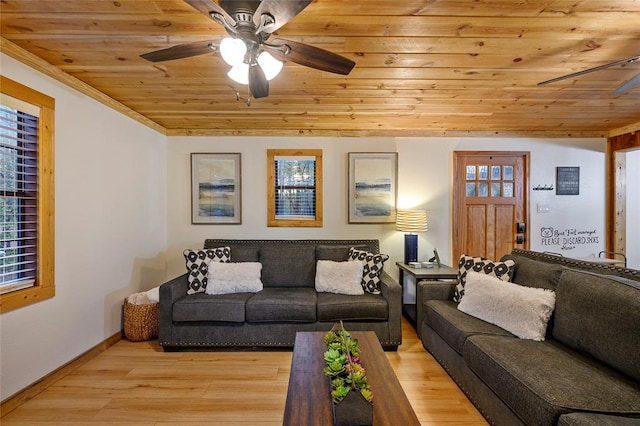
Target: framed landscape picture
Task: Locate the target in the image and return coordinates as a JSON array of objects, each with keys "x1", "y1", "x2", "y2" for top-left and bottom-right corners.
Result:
[
  {"x1": 191, "y1": 153, "x2": 241, "y2": 224},
  {"x1": 348, "y1": 152, "x2": 398, "y2": 223}
]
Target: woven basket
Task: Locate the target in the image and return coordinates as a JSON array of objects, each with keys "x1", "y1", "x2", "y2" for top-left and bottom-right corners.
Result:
[{"x1": 123, "y1": 299, "x2": 159, "y2": 342}]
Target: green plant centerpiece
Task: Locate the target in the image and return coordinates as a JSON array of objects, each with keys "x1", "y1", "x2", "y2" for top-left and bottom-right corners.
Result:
[{"x1": 323, "y1": 322, "x2": 374, "y2": 406}]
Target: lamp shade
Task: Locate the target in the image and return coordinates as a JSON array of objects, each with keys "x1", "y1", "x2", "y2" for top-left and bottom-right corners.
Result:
[
  {"x1": 257, "y1": 51, "x2": 283, "y2": 80},
  {"x1": 219, "y1": 37, "x2": 247, "y2": 66},
  {"x1": 395, "y1": 209, "x2": 428, "y2": 233},
  {"x1": 227, "y1": 63, "x2": 250, "y2": 85}
]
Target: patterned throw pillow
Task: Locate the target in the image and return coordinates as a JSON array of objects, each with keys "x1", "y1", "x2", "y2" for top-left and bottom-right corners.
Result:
[
  {"x1": 453, "y1": 254, "x2": 515, "y2": 302},
  {"x1": 348, "y1": 247, "x2": 389, "y2": 294},
  {"x1": 184, "y1": 247, "x2": 231, "y2": 294}
]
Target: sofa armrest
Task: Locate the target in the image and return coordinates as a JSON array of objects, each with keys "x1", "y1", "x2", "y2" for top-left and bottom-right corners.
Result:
[
  {"x1": 158, "y1": 273, "x2": 189, "y2": 345},
  {"x1": 415, "y1": 279, "x2": 457, "y2": 337},
  {"x1": 379, "y1": 271, "x2": 402, "y2": 346}
]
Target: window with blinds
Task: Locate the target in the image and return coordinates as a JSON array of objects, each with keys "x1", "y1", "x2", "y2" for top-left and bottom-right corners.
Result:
[
  {"x1": 267, "y1": 149, "x2": 323, "y2": 227},
  {"x1": 0, "y1": 76, "x2": 55, "y2": 313},
  {"x1": 0, "y1": 102, "x2": 38, "y2": 294},
  {"x1": 274, "y1": 156, "x2": 316, "y2": 219}
]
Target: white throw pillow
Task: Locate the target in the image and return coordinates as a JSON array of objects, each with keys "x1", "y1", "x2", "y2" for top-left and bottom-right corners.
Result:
[
  {"x1": 457, "y1": 271, "x2": 556, "y2": 341},
  {"x1": 315, "y1": 260, "x2": 365, "y2": 295},
  {"x1": 454, "y1": 254, "x2": 515, "y2": 302},
  {"x1": 205, "y1": 262, "x2": 263, "y2": 295}
]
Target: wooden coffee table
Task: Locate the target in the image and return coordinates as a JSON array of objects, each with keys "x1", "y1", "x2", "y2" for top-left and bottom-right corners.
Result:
[{"x1": 283, "y1": 331, "x2": 420, "y2": 425}]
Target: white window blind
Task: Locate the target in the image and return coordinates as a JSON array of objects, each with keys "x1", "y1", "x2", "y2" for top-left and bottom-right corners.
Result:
[
  {"x1": 0, "y1": 100, "x2": 39, "y2": 294},
  {"x1": 274, "y1": 156, "x2": 316, "y2": 220}
]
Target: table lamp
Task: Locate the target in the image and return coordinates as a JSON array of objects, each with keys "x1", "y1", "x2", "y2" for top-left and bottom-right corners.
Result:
[{"x1": 395, "y1": 209, "x2": 428, "y2": 264}]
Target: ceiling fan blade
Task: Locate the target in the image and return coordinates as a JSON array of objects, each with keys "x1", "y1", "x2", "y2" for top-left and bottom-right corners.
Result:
[
  {"x1": 140, "y1": 40, "x2": 215, "y2": 62},
  {"x1": 249, "y1": 64, "x2": 269, "y2": 98},
  {"x1": 266, "y1": 39, "x2": 355, "y2": 75},
  {"x1": 612, "y1": 72, "x2": 640, "y2": 95},
  {"x1": 253, "y1": 0, "x2": 313, "y2": 33},
  {"x1": 184, "y1": 0, "x2": 235, "y2": 26},
  {"x1": 537, "y1": 54, "x2": 640, "y2": 86}
]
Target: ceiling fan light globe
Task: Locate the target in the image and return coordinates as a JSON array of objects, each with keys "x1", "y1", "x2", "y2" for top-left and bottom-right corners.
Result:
[
  {"x1": 220, "y1": 37, "x2": 247, "y2": 66},
  {"x1": 257, "y1": 51, "x2": 283, "y2": 80},
  {"x1": 227, "y1": 63, "x2": 249, "y2": 85}
]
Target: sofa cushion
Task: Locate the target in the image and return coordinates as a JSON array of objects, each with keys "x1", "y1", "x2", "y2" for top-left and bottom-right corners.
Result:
[
  {"x1": 260, "y1": 245, "x2": 316, "y2": 288},
  {"x1": 552, "y1": 269, "x2": 640, "y2": 382},
  {"x1": 454, "y1": 255, "x2": 515, "y2": 302},
  {"x1": 316, "y1": 244, "x2": 371, "y2": 261},
  {"x1": 558, "y1": 413, "x2": 640, "y2": 426},
  {"x1": 315, "y1": 260, "x2": 364, "y2": 295},
  {"x1": 205, "y1": 262, "x2": 263, "y2": 295},
  {"x1": 424, "y1": 299, "x2": 513, "y2": 355},
  {"x1": 317, "y1": 292, "x2": 388, "y2": 321},
  {"x1": 465, "y1": 335, "x2": 640, "y2": 426},
  {"x1": 246, "y1": 288, "x2": 317, "y2": 323},
  {"x1": 509, "y1": 256, "x2": 566, "y2": 291},
  {"x1": 229, "y1": 246, "x2": 260, "y2": 262},
  {"x1": 457, "y1": 271, "x2": 556, "y2": 341},
  {"x1": 172, "y1": 293, "x2": 252, "y2": 322},
  {"x1": 348, "y1": 247, "x2": 389, "y2": 294},
  {"x1": 184, "y1": 247, "x2": 230, "y2": 294}
]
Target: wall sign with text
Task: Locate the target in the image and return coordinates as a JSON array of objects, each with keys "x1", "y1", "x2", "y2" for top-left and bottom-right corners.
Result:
[
  {"x1": 540, "y1": 227, "x2": 600, "y2": 252},
  {"x1": 556, "y1": 166, "x2": 580, "y2": 195}
]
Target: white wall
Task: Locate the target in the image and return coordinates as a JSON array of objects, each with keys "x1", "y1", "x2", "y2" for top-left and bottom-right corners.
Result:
[
  {"x1": 397, "y1": 137, "x2": 607, "y2": 263},
  {"x1": 626, "y1": 150, "x2": 640, "y2": 269},
  {"x1": 166, "y1": 137, "x2": 402, "y2": 278},
  {"x1": 0, "y1": 54, "x2": 168, "y2": 400},
  {"x1": 166, "y1": 136, "x2": 606, "y2": 280}
]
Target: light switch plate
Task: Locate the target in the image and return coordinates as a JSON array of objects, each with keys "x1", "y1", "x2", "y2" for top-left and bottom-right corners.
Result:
[{"x1": 537, "y1": 204, "x2": 550, "y2": 213}]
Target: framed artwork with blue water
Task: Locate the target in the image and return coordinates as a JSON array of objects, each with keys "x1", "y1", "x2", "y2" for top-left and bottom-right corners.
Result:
[
  {"x1": 348, "y1": 152, "x2": 398, "y2": 223},
  {"x1": 191, "y1": 153, "x2": 242, "y2": 224}
]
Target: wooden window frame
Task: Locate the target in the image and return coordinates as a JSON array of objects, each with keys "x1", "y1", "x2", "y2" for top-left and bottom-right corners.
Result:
[
  {"x1": 0, "y1": 76, "x2": 55, "y2": 313},
  {"x1": 267, "y1": 149, "x2": 323, "y2": 227}
]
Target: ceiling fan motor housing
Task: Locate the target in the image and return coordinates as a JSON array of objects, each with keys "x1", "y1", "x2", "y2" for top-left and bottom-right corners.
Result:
[
  {"x1": 219, "y1": 0, "x2": 268, "y2": 47},
  {"x1": 220, "y1": 0, "x2": 261, "y2": 22}
]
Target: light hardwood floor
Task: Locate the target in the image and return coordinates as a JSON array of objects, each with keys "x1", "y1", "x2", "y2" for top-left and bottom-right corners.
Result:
[{"x1": 1, "y1": 318, "x2": 488, "y2": 425}]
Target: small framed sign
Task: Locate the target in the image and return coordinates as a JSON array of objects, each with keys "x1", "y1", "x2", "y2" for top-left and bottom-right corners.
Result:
[{"x1": 556, "y1": 166, "x2": 580, "y2": 195}]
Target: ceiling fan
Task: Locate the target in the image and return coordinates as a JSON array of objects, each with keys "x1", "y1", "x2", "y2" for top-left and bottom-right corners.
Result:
[
  {"x1": 140, "y1": 0, "x2": 356, "y2": 99},
  {"x1": 537, "y1": 54, "x2": 640, "y2": 95}
]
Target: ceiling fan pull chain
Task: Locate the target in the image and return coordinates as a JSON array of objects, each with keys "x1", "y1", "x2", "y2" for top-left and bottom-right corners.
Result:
[{"x1": 233, "y1": 91, "x2": 251, "y2": 107}]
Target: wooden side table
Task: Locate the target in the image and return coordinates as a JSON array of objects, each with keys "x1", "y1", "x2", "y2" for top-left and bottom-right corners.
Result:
[{"x1": 396, "y1": 262, "x2": 458, "y2": 327}]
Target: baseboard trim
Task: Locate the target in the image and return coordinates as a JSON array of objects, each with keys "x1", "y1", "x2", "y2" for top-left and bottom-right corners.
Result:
[{"x1": 1, "y1": 330, "x2": 123, "y2": 417}]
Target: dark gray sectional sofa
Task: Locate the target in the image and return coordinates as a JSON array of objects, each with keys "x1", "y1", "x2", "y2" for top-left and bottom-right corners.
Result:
[
  {"x1": 159, "y1": 239, "x2": 401, "y2": 351},
  {"x1": 418, "y1": 249, "x2": 640, "y2": 426}
]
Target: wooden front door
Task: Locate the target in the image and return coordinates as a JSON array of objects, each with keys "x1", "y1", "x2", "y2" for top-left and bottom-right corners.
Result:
[{"x1": 453, "y1": 151, "x2": 529, "y2": 262}]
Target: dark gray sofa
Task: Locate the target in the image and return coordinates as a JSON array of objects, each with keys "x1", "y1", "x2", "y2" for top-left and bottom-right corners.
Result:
[
  {"x1": 159, "y1": 239, "x2": 401, "y2": 351},
  {"x1": 417, "y1": 249, "x2": 640, "y2": 426}
]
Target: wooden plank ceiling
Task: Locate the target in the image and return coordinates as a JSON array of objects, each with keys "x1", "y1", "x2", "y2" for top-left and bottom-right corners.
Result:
[{"x1": 1, "y1": 0, "x2": 639, "y2": 137}]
